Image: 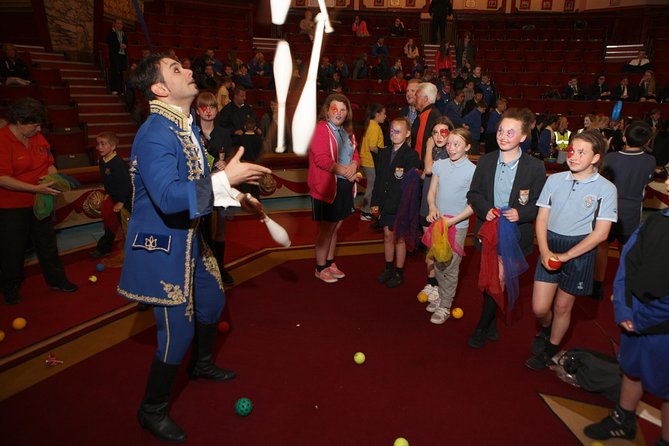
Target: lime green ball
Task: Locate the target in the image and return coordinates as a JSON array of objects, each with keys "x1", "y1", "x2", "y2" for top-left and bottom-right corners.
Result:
[
  {"x1": 394, "y1": 437, "x2": 409, "y2": 446},
  {"x1": 354, "y1": 352, "x2": 366, "y2": 364}
]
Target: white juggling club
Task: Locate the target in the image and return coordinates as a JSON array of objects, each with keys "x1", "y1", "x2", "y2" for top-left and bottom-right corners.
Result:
[
  {"x1": 291, "y1": 13, "x2": 326, "y2": 156},
  {"x1": 273, "y1": 40, "x2": 292, "y2": 154}
]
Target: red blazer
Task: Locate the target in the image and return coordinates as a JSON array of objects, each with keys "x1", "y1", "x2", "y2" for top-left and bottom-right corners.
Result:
[{"x1": 388, "y1": 77, "x2": 407, "y2": 93}]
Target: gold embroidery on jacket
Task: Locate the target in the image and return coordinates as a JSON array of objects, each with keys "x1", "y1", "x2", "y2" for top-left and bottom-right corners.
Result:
[{"x1": 201, "y1": 235, "x2": 224, "y2": 292}]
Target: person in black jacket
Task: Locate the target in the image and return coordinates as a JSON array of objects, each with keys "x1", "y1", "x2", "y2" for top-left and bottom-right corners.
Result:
[
  {"x1": 466, "y1": 108, "x2": 547, "y2": 349},
  {"x1": 372, "y1": 117, "x2": 420, "y2": 288},
  {"x1": 106, "y1": 19, "x2": 129, "y2": 95},
  {"x1": 429, "y1": 0, "x2": 452, "y2": 44}
]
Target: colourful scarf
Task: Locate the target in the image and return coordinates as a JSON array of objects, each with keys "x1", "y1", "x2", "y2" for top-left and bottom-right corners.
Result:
[
  {"x1": 477, "y1": 207, "x2": 528, "y2": 314},
  {"x1": 34, "y1": 174, "x2": 79, "y2": 220}
]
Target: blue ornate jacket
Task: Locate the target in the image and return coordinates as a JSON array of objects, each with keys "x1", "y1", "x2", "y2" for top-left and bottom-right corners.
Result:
[{"x1": 117, "y1": 101, "x2": 223, "y2": 309}]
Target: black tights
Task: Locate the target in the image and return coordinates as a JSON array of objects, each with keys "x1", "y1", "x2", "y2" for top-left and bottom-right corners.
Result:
[{"x1": 475, "y1": 292, "x2": 497, "y2": 331}]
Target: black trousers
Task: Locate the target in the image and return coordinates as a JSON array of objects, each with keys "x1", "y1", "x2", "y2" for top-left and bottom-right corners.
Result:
[
  {"x1": 0, "y1": 207, "x2": 68, "y2": 293},
  {"x1": 431, "y1": 16, "x2": 447, "y2": 44},
  {"x1": 109, "y1": 53, "x2": 128, "y2": 93}
]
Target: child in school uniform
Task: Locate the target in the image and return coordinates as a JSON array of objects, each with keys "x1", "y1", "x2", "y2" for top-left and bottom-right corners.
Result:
[
  {"x1": 526, "y1": 130, "x2": 618, "y2": 370},
  {"x1": 467, "y1": 108, "x2": 547, "y2": 349},
  {"x1": 425, "y1": 128, "x2": 476, "y2": 324},
  {"x1": 372, "y1": 117, "x2": 420, "y2": 288},
  {"x1": 90, "y1": 131, "x2": 132, "y2": 258},
  {"x1": 584, "y1": 176, "x2": 669, "y2": 445},
  {"x1": 417, "y1": 117, "x2": 454, "y2": 303},
  {"x1": 592, "y1": 120, "x2": 656, "y2": 299}
]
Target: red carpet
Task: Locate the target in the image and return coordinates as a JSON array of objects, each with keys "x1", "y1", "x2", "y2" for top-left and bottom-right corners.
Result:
[
  {"x1": 0, "y1": 250, "x2": 661, "y2": 445},
  {"x1": 0, "y1": 210, "x2": 382, "y2": 361}
]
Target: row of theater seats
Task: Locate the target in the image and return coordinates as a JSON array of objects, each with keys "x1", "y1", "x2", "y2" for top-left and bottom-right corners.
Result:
[
  {"x1": 142, "y1": 19, "x2": 249, "y2": 34},
  {"x1": 478, "y1": 39, "x2": 603, "y2": 52}
]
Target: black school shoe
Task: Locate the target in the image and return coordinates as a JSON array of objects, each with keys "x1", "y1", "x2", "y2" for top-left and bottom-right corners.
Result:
[
  {"x1": 584, "y1": 406, "x2": 636, "y2": 440},
  {"x1": 377, "y1": 269, "x2": 394, "y2": 284},
  {"x1": 531, "y1": 330, "x2": 550, "y2": 355},
  {"x1": 468, "y1": 329, "x2": 486, "y2": 349},
  {"x1": 49, "y1": 281, "x2": 78, "y2": 293},
  {"x1": 386, "y1": 271, "x2": 404, "y2": 288},
  {"x1": 524, "y1": 351, "x2": 555, "y2": 371}
]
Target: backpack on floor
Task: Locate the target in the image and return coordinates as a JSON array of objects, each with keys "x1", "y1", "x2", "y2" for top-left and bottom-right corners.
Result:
[{"x1": 558, "y1": 347, "x2": 622, "y2": 402}]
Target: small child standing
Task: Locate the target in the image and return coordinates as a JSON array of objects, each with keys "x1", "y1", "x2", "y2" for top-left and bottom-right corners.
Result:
[
  {"x1": 583, "y1": 176, "x2": 669, "y2": 445},
  {"x1": 90, "y1": 131, "x2": 132, "y2": 258},
  {"x1": 425, "y1": 128, "x2": 476, "y2": 324},
  {"x1": 417, "y1": 117, "x2": 454, "y2": 303},
  {"x1": 372, "y1": 117, "x2": 420, "y2": 288},
  {"x1": 526, "y1": 130, "x2": 618, "y2": 370},
  {"x1": 592, "y1": 120, "x2": 656, "y2": 299}
]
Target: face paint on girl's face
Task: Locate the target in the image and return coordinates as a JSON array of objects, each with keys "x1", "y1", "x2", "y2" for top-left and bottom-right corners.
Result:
[
  {"x1": 431, "y1": 124, "x2": 450, "y2": 148},
  {"x1": 567, "y1": 145, "x2": 575, "y2": 158},
  {"x1": 496, "y1": 127, "x2": 516, "y2": 139}
]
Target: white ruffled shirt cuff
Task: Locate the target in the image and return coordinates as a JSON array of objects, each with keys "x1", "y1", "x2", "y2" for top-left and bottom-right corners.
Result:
[{"x1": 211, "y1": 171, "x2": 241, "y2": 208}]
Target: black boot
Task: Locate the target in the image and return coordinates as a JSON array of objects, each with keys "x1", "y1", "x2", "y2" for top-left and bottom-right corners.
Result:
[
  {"x1": 469, "y1": 292, "x2": 498, "y2": 349},
  {"x1": 91, "y1": 229, "x2": 114, "y2": 257},
  {"x1": 213, "y1": 241, "x2": 234, "y2": 286},
  {"x1": 188, "y1": 322, "x2": 237, "y2": 381},
  {"x1": 137, "y1": 357, "x2": 187, "y2": 443}
]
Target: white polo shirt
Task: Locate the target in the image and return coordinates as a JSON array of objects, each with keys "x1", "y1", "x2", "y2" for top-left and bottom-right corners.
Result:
[{"x1": 537, "y1": 171, "x2": 617, "y2": 236}]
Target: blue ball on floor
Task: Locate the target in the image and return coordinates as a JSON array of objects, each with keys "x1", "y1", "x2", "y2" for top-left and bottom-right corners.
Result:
[{"x1": 96, "y1": 263, "x2": 105, "y2": 272}]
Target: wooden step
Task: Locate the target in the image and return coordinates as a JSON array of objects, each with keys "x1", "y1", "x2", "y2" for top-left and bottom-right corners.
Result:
[
  {"x1": 77, "y1": 103, "x2": 128, "y2": 114},
  {"x1": 70, "y1": 94, "x2": 121, "y2": 103},
  {"x1": 87, "y1": 122, "x2": 139, "y2": 134},
  {"x1": 60, "y1": 68, "x2": 103, "y2": 78},
  {"x1": 28, "y1": 51, "x2": 64, "y2": 61},
  {"x1": 87, "y1": 132, "x2": 135, "y2": 144},
  {"x1": 63, "y1": 77, "x2": 107, "y2": 86},
  {"x1": 32, "y1": 59, "x2": 95, "y2": 70},
  {"x1": 69, "y1": 85, "x2": 108, "y2": 95},
  {"x1": 79, "y1": 112, "x2": 134, "y2": 124}
]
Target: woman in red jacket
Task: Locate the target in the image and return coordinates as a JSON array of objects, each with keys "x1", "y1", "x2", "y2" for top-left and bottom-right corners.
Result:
[{"x1": 308, "y1": 93, "x2": 360, "y2": 283}]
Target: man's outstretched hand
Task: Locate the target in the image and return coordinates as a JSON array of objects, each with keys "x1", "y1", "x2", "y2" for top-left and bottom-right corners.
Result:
[{"x1": 224, "y1": 147, "x2": 271, "y2": 186}]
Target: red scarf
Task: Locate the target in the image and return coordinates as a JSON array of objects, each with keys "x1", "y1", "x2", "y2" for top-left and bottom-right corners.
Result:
[{"x1": 477, "y1": 220, "x2": 505, "y2": 312}]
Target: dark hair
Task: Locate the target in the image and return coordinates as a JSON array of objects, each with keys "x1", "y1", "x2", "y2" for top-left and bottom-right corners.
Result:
[
  {"x1": 318, "y1": 93, "x2": 353, "y2": 130},
  {"x1": 8, "y1": 97, "x2": 47, "y2": 125},
  {"x1": 572, "y1": 129, "x2": 607, "y2": 169},
  {"x1": 364, "y1": 103, "x2": 384, "y2": 134},
  {"x1": 430, "y1": 116, "x2": 455, "y2": 131},
  {"x1": 244, "y1": 116, "x2": 257, "y2": 131},
  {"x1": 624, "y1": 120, "x2": 652, "y2": 148},
  {"x1": 232, "y1": 86, "x2": 247, "y2": 97},
  {"x1": 500, "y1": 108, "x2": 535, "y2": 136},
  {"x1": 129, "y1": 52, "x2": 168, "y2": 101},
  {"x1": 543, "y1": 114, "x2": 560, "y2": 128}
]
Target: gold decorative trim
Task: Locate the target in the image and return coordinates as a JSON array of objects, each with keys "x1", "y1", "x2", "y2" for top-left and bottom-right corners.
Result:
[
  {"x1": 201, "y1": 235, "x2": 224, "y2": 292},
  {"x1": 183, "y1": 225, "x2": 195, "y2": 320},
  {"x1": 163, "y1": 307, "x2": 170, "y2": 363},
  {"x1": 116, "y1": 285, "x2": 187, "y2": 306},
  {"x1": 149, "y1": 100, "x2": 188, "y2": 130},
  {"x1": 174, "y1": 130, "x2": 204, "y2": 181}
]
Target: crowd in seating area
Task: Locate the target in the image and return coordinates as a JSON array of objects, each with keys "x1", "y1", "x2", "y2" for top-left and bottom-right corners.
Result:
[{"x1": 2, "y1": 7, "x2": 669, "y2": 163}]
